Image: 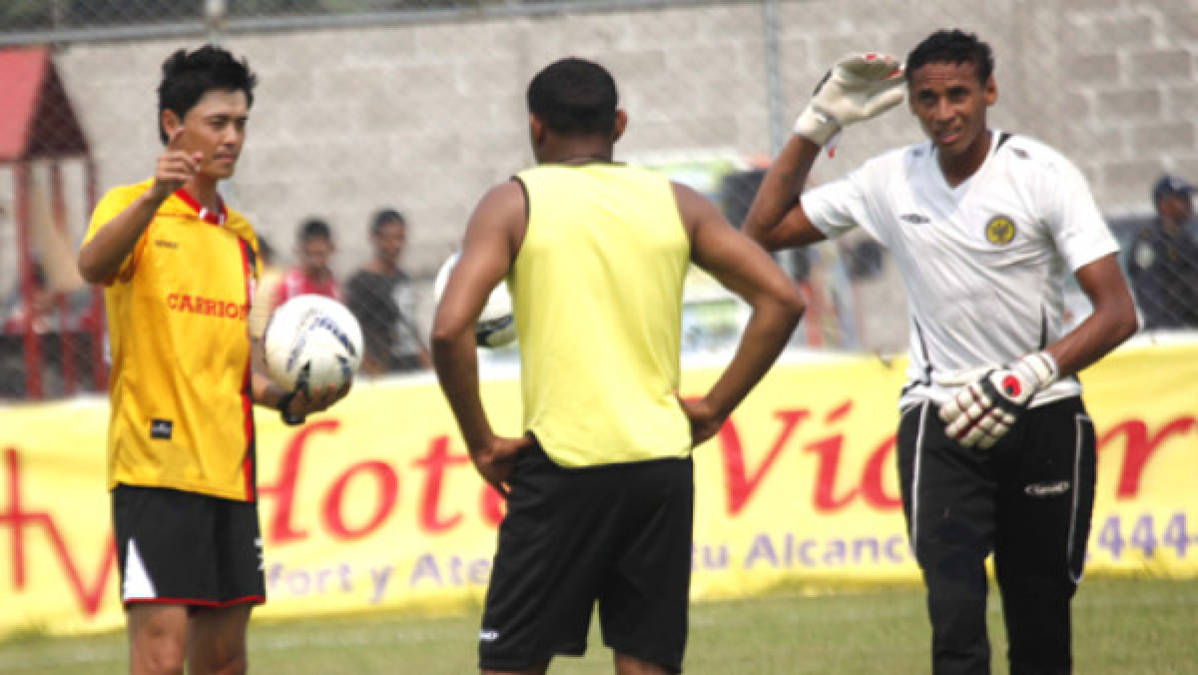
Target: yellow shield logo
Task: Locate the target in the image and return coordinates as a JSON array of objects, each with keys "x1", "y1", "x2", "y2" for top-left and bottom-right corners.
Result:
[{"x1": 985, "y1": 216, "x2": 1016, "y2": 245}]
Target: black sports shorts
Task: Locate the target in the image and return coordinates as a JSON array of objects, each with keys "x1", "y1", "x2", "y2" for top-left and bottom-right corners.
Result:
[
  {"x1": 112, "y1": 484, "x2": 266, "y2": 609},
  {"x1": 479, "y1": 440, "x2": 694, "y2": 673}
]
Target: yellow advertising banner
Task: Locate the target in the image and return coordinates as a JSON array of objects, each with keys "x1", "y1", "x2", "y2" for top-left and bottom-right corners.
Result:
[{"x1": 0, "y1": 343, "x2": 1195, "y2": 636}]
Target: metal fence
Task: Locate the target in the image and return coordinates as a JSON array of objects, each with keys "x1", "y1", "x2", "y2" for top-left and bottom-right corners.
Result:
[{"x1": 2, "y1": 0, "x2": 1196, "y2": 400}]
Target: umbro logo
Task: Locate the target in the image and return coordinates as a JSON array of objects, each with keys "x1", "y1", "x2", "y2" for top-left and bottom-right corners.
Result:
[
  {"x1": 1024, "y1": 480, "x2": 1070, "y2": 497},
  {"x1": 479, "y1": 629, "x2": 500, "y2": 642},
  {"x1": 150, "y1": 418, "x2": 173, "y2": 440},
  {"x1": 900, "y1": 213, "x2": 930, "y2": 225},
  {"x1": 154, "y1": 239, "x2": 179, "y2": 249}
]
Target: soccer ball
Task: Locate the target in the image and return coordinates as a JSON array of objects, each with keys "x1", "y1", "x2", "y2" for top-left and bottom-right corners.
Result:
[
  {"x1": 433, "y1": 252, "x2": 517, "y2": 348},
  {"x1": 263, "y1": 294, "x2": 363, "y2": 394}
]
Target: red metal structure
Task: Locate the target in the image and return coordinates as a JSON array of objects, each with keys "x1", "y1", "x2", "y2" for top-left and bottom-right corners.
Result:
[{"x1": 0, "y1": 46, "x2": 103, "y2": 399}]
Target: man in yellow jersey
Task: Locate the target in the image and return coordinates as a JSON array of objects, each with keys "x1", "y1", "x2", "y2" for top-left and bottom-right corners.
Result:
[
  {"x1": 78, "y1": 46, "x2": 346, "y2": 675},
  {"x1": 433, "y1": 58, "x2": 805, "y2": 675}
]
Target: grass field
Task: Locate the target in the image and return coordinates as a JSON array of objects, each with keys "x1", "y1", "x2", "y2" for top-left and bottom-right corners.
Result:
[{"x1": 1, "y1": 577, "x2": 1194, "y2": 673}]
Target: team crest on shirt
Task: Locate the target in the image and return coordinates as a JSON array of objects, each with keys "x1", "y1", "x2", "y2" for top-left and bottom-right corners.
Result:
[{"x1": 984, "y1": 215, "x2": 1016, "y2": 246}]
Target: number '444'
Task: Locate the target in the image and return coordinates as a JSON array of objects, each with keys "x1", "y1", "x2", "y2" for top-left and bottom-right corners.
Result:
[{"x1": 1095, "y1": 514, "x2": 1190, "y2": 559}]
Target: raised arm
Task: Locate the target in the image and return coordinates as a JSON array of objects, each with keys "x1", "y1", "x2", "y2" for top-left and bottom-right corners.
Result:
[
  {"x1": 674, "y1": 183, "x2": 805, "y2": 445},
  {"x1": 742, "y1": 135, "x2": 827, "y2": 251},
  {"x1": 743, "y1": 53, "x2": 905, "y2": 251},
  {"x1": 78, "y1": 127, "x2": 201, "y2": 283}
]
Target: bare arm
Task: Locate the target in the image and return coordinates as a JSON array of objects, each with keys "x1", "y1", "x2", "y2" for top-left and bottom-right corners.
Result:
[
  {"x1": 741, "y1": 134, "x2": 829, "y2": 251},
  {"x1": 1045, "y1": 254, "x2": 1138, "y2": 377},
  {"x1": 252, "y1": 371, "x2": 288, "y2": 409},
  {"x1": 78, "y1": 192, "x2": 168, "y2": 283},
  {"x1": 675, "y1": 183, "x2": 805, "y2": 444},
  {"x1": 939, "y1": 253, "x2": 1138, "y2": 449},
  {"x1": 744, "y1": 53, "x2": 904, "y2": 250},
  {"x1": 78, "y1": 128, "x2": 201, "y2": 283},
  {"x1": 431, "y1": 181, "x2": 532, "y2": 492}
]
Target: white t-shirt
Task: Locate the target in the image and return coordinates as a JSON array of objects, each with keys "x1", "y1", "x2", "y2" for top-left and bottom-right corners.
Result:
[{"x1": 803, "y1": 131, "x2": 1119, "y2": 409}]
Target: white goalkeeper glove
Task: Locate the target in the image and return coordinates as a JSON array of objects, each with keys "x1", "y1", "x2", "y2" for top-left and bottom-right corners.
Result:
[
  {"x1": 794, "y1": 53, "x2": 906, "y2": 147},
  {"x1": 938, "y1": 352, "x2": 1060, "y2": 450}
]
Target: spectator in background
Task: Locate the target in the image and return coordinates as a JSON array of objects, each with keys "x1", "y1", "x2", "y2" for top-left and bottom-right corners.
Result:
[
  {"x1": 1127, "y1": 175, "x2": 1198, "y2": 329},
  {"x1": 274, "y1": 217, "x2": 339, "y2": 308},
  {"x1": 345, "y1": 209, "x2": 430, "y2": 373},
  {"x1": 2, "y1": 262, "x2": 57, "y2": 335}
]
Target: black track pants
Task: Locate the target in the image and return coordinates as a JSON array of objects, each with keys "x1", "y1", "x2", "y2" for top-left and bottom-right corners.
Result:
[{"x1": 897, "y1": 397, "x2": 1096, "y2": 675}]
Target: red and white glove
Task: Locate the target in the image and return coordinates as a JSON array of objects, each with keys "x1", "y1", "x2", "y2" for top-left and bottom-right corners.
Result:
[
  {"x1": 938, "y1": 352, "x2": 1059, "y2": 450},
  {"x1": 794, "y1": 53, "x2": 906, "y2": 147}
]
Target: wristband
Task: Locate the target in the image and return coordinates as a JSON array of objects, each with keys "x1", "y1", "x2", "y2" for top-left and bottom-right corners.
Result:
[{"x1": 277, "y1": 390, "x2": 306, "y2": 426}]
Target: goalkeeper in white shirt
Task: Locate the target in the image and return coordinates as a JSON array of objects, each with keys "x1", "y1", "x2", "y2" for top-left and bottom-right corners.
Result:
[{"x1": 744, "y1": 30, "x2": 1137, "y2": 674}]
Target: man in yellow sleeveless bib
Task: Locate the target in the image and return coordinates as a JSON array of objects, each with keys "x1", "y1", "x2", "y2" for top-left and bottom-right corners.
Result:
[{"x1": 433, "y1": 58, "x2": 804, "y2": 675}]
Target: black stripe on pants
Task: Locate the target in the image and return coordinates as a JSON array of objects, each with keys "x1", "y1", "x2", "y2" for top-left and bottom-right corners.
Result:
[{"x1": 897, "y1": 397, "x2": 1096, "y2": 675}]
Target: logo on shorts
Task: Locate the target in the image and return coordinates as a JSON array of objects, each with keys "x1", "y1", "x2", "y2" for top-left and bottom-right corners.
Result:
[
  {"x1": 150, "y1": 418, "x2": 173, "y2": 440},
  {"x1": 1024, "y1": 480, "x2": 1071, "y2": 497},
  {"x1": 479, "y1": 629, "x2": 500, "y2": 642},
  {"x1": 985, "y1": 216, "x2": 1016, "y2": 245}
]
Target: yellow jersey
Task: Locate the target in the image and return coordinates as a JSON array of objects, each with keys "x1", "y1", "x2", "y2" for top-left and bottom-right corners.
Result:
[
  {"x1": 511, "y1": 163, "x2": 692, "y2": 467},
  {"x1": 84, "y1": 180, "x2": 262, "y2": 501}
]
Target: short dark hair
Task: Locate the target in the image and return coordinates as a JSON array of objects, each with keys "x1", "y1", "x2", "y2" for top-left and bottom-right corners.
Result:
[
  {"x1": 906, "y1": 30, "x2": 994, "y2": 85},
  {"x1": 526, "y1": 58, "x2": 618, "y2": 136},
  {"x1": 299, "y1": 218, "x2": 332, "y2": 242},
  {"x1": 371, "y1": 208, "x2": 406, "y2": 236},
  {"x1": 157, "y1": 45, "x2": 257, "y2": 143}
]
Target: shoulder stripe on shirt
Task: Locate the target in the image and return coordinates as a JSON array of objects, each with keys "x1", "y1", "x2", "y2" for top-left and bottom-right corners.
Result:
[{"x1": 237, "y1": 238, "x2": 257, "y2": 501}]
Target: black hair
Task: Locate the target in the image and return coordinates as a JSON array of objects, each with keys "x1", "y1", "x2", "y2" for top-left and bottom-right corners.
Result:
[
  {"x1": 157, "y1": 44, "x2": 257, "y2": 143},
  {"x1": 526, "y1": 57, "x2": 618, "y2": 136},
  {"x1": 299, "y1": 218, "x2": 332, "y2": 242},
  {"x1": 906, "y1": 30, "x2": 994, "y2": 85},
  {"x1": 371, "y1": 208, "x2": 406, "y2": 236}
]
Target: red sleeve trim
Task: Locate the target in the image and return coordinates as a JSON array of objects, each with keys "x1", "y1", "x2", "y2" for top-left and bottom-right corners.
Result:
[{"x1": 238, "y1": 239, "x2": 256, "y2": 501}]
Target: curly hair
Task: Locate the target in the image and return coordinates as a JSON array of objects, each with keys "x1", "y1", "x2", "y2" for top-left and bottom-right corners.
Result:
[{"x1": 906, "y1": 30, "x2": 994, "y2": 84}]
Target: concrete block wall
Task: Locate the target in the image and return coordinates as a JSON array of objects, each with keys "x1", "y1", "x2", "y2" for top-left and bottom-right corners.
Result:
[{"x1": 34, "y1": 0, "x2": 1197, "y2": 347}]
